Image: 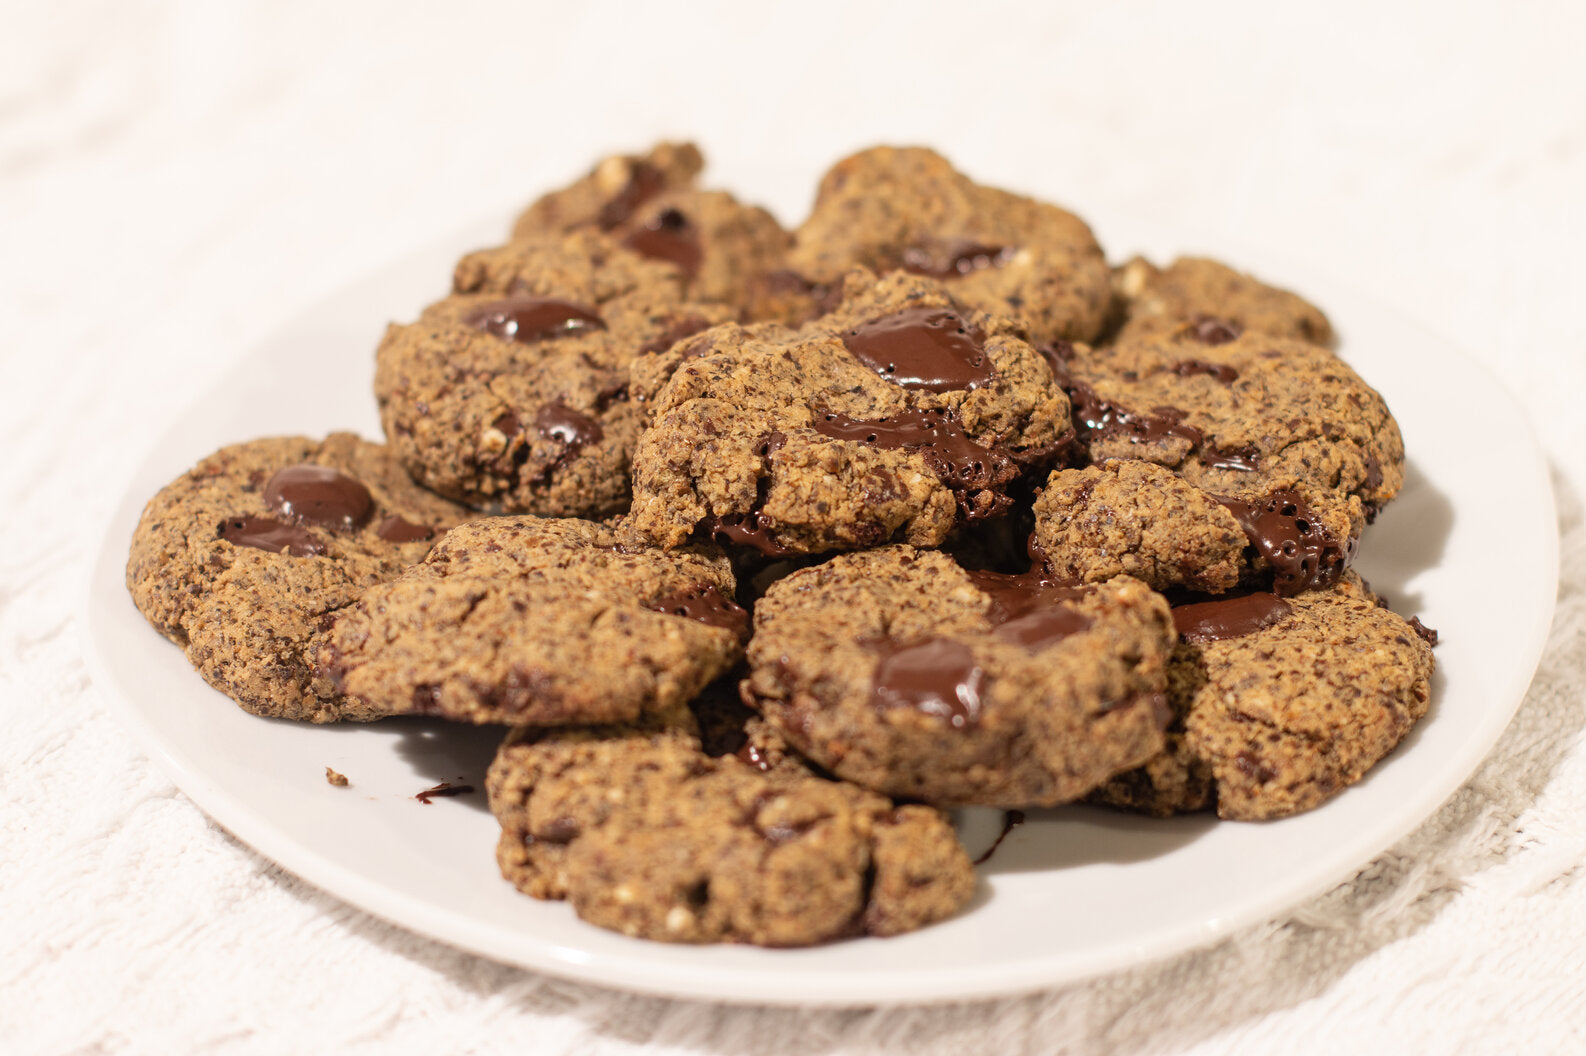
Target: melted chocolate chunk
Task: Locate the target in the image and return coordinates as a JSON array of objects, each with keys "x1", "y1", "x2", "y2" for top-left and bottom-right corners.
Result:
[
  {"x1": 810, "y1": 407, "x2": 1020, "y2": 521},
  {"x1": 1189, "y1": 315, "x2": 1243, "y2": 345},
  {"x1": 963, "y1": 568, "x2": 1092, "y2": 650},
  {"x1": 218, "y1": 516, "x2": 325, "y2": 557},
  {"x1": 841, "y1": 306, "x2": 994, "y2": 393},
  {"x1": 1408, "y1": 616, "x2": 1439, "y2": 647},
  {"x1": 647, "y1": 584, "x2": 752, "y2": 642},
  {"x1": 535, "y1": 401, "x2": 604, "y2": 454},
  {"x1": 1171, "y1": 359, "x2": 1239, "y2": 383},
  {"x1": 536, "y1": 817, "x2": 581, "y2": 844},
  {"x1": 464, "y1": 298, "x2": 605, "y2": 344},
  {"x1": 375, "y1": 514, "x2": 435, "y2": 543},
  {"x1": 1172, "y1": 592, "x2": 1293, "y2": 642},
  {"x1": 1065, "y1": 378, "x2": 1205, "y2": 450},
  {"x1": 870, "y1": 637, "x2": 986, "y2": 729},
  {"x1": 623, "y1": 207, "x2": 702, "y2": 277},
  {"x1": 705, "y1": 513, "x2": 797, "y2": 557},
  {"x1": 1216, "y1": 490, "x2": 1352, "y2": 595},
  {"x1": 1202, "y1": 444, "x2": 1261, "y2": 472},
  {"x1": 414, "y1": 782, "x2": 475, "y2": 805},
  {"x1": 901, "y1": 240, "x2": 1015, "y2": 278},
  {"x1": 264, "y1": 464, "x2": 372, "y2": 530},
  {"x1": 972, "y1": 809, "x2": 1027, "y2": 865},
  {"x1": 597, "y1": 160, "x2": 665, "y2": 229}
]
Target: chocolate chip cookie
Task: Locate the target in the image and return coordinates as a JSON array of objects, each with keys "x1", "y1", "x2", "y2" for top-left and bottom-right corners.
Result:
[
  {"x1": 511, "y1": 142, "x2": 792, "y2": 310},
  {"x1": 744, "y1": 546, "x2": 1176, "y2": 806},
  {"x1": 376, "y1": 230, "x2": 732, "y2": 517},
  {"x1": 627, "y1": 269, "x2": 1071, "y2": 557},
  {"x1": 1091, "y1": 573, "x2": 1435, "y2": 820},
  {"x1": 486, "y1": 686, "x2": 975, "y2": 945},
  {"x1": 126, "y1": 434, "x2": 471, "y2": 722},
  {"x1": 1109, "y1": 256, "x2": 1333, "y2": 346},
  {"x1": 318, "y1": 516, "x2": 747, "y2": 726},
  {"x1": 781, "y1": 146, "x2": 1113, "y2": 342}
]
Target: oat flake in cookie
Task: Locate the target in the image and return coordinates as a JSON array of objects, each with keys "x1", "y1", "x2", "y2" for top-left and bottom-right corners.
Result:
[
  {"x1": 1092, "y1": 573, "x2": 1435, "y2": 820},
  {"x1": 627, "y1": 269, "x2": 1071, "y2": 557},
  {"x1": 744, "y1": 546, "x2": 1176, "y2": 807},
  {"x1": 486, "y1": 689, "x2": 975, "y2": 946},
  {"x1": 376, "y1": 230, "x2": 732, "y2": 518},
  {"x1": 126, "y1": 434, "x2": 471, "y2": 722},
  {"x1": 318, "y1": 516, "x2": 746, "y2": 726}
]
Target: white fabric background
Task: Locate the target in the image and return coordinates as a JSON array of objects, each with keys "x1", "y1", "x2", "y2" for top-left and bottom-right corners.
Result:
[{"x1": 4, "y1": 2, "x2": 1585, "y2": 1051}]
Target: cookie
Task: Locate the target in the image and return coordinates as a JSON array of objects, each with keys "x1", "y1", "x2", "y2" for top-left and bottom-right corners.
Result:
[
  {"x1": 1032, "y1": 459, "x2": 1249, "y2": 594},
  {"x1": 511, "y1": 142, "x2": 792, "y2": 311},
  {"x1": 627, "y1": 269, "x2": 1071, "y2": 557},
  {"x1": 376, "y1": 230, "x2": 732, "y2": 517},
  {"x1": 744, "y1": 546, "x2": 1175, "y2": 807},
  {"x1": 780, "y1": 146, "x2": 1113, "y2": 343},
  {"x1": 126, "y1": 434, "x2": 471, "y2": 722},
  {"x1": 317, "y1": 516, "x2": 747, "y2": 726},
  {"x1": 1109, "y1": 256, "x2": 1333, "y2": 346},
  {"x1": 1051, "y1": 328, "x2": 1404, "y2": 591},
  {"x1": 1091, "y1": 573, "x2": 1435, "y2": 820},
  {"x1": 486, "y1": 686, "x2": 975, "y2": 945}
]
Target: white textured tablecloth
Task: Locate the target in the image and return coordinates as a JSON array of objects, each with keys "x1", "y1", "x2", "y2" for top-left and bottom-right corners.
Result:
[{"x1": 6, "y1": 2, "x2": 1586, "y2": 1051}]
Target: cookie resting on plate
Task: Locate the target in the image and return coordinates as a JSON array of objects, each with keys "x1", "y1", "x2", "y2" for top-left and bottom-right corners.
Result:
[
  {"x1": 318, "y1": 516, "x2": 748, "y2": 726},
  {"x1": 486, "y1": 686, "x2": 975, "y2": 946},
  {"x1": 627, "y1": 269, "x2": 1070, "y2": 557},
  {"x1": 744, "y1": 546, "x2": 1176, "y2": 807},
  {"x1": 1107, "y1": 255, "x2": 1333, "y2": 347},
  {"x1": 1091, "y1": 572, "x2": 1436, "y2": 820},
  {"x1": 126, "y1": 433, "x2": 471, "y2": 722}
]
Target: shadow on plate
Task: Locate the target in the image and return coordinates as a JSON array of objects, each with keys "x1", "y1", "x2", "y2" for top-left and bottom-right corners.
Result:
[
  {"x1": 1353, "y1": 456, "x2": 1453, "y2": 615},
  {"x1": 957, "y1": 804, "x2": 1217, "y2": 875},
  {"x1": 319, "y1": 715, "x2": 509, "y2": 813}
]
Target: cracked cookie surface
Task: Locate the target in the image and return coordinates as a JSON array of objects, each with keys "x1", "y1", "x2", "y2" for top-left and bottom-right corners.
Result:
[{"x1": 126, "y1": 434, "x2": 471, "y2": 722}]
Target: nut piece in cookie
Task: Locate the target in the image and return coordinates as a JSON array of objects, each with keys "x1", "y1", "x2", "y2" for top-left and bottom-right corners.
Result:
[
  {"x1": 745, "y1": 546, "x2": 1176, "y2": 807},
  {"x1": 486, "y1": 685, "x2": 975, "y2": 945},
  {"x1": 1109, "y1": 256, "x2": 1333, "y2": 347},
  {"x1": 126, "y1": 434, "x2": 471, "y2": 722},
  {"x1": 1092, "y1": 573, "x2": 1435, "y2": 820},
  {"x1": 511, "y1": 142, "x2": 793, "y2": 311},
  {"x1": 781, "y1": 146, "x2": 1113, "y2": 343},
  {"x1": 376, "y1": 230, "x2": 732, "y2": 517},
  {"x1": 628, "y1": 269, "x2": 1072, "y2": 557},
  {"x1": 317, "y1": 516, "x2": 747, "y2": 726}
]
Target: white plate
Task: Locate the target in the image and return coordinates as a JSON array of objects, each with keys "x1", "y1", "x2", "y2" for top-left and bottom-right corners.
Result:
[{"x1": 84, "y1": 210, "x2": 1557, "y2": 1006}]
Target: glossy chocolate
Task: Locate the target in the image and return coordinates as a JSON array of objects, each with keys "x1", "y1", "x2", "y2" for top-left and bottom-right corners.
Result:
[
  {"x1": 218, "y1": 516, "x2": 325, "y2": 557},
  {"x1": 464, "y1": 297, "x2": 605, "y2": 344},
  {"x1": 1189, "y1": 315, "x2": 1243, "y2": 344},
  {"x1": 810, "y1": 407, "x2": 1020, "y2": 520},
  {"x1": 1216, "y1": 490, "x2": 1351, "y2": 595},
  {"x1": 1065, "y1": 378, "x2": 1205, "y2": 449},
  {"x1": 870, "y1": 636, "x2": 986, "y2": 729},
  {"x1": 264, "y1": 464, "x2": 372, "y2": 530},
  {"x1": 705, "y1": 513, "x2": 798, "y2": 557},
  {"x1": 375, "y1": 514, "x2": 435, "y2": 543},
  {"x1": 1170, "y1": 359, "x2": 1239, "y2": 383},
  {"x1": 963, "y1": 568, "x2": 1092, "y2": 650},
  {"x1": 623, "y1": 207, "x2": 702, "y2": 277},
  {"x1": 535, "y1": 401, "x2": 604, "y2": 454},
  {"x1": 1172, "y1": 592, "x2": 1293, "y2": 642},
  {"x1": 647, "y1": 584, "x2": 751, "y2": 642},
  {"x1": 901, "y1": 240, "x2": 1015, "y2": 278},
  {"x1": 841, "y1": 306, "x2": 994, "y2": 392}
]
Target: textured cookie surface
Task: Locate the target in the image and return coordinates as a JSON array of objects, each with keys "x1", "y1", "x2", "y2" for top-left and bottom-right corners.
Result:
[
  {"x1": 628, "y1": 269, "x2": 1071, "y2": 557},
  {"x1": 1110, "y1": 256, "x2": 1333, "y2": 346},
  {"x1": 745, "y1": 546, "x2": 1175, "y2": 806},
  {"x1": 486, "y1": 690, "x2": 975, "y2": 945},
  {"x1": 319, "y1": 516, "x2": 746, "y2": 726},
  {"x1": 511, "y1": 142, "x2": 792, "y2": 310},
  {"x1": 1052, "y1": 329, "x2": 1403, "y2": 593},
  {"x1": 376, "y1": 230, "x2": 731, "y2": 516},
  {"x1": 126, "y1": 434, "x2": 471, "y2": 722},
  {"x1": 1092, "y1": 573, "x2": 1435, "y2": 820},
  {"x1": 784, "y1": 146, "x2": 1113, "y2": 343}
]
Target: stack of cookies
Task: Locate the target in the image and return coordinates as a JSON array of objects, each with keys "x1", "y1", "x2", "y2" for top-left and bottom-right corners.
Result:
[{"x1": 127, "y1": 143, "x2": 1436, "y2": 946}]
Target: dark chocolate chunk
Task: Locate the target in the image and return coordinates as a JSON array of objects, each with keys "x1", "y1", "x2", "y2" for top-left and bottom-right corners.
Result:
[
  {"x1": 1216, "y1": 490, "x2": 1352, "y2": 595},
  {"x1": 1065, "y1": 377, "x2": 1205, "y2": 450},
  {"x1": 535, "y1": 401, "x2": 604, "y2": 454},
  {"x1": 264, "y1": 464, "x2": 372, "y2": 530},
  {"x1": 414, "y1": 782, "x2": 475, "y2": 804},
  {"x1": 870, "y1": 636, "x2": 986, "y2": 729},
  {"x1": 705, "y1": 513, "x2": 798, "y2": 557},
  {"x1": 901, "y1": 240, "x2": 1015, "y2": 279},
  {"x1": 963, "y1": 568, "x2": 1092, "y2": 650},
  {"x1": 647, "y1": 584, "x2": 752, "y2": 642},
  {"x1": 218, "y1": 516, "x2": 325, "y2": 557},
  {"x1": 464, "y1": 298, "x2": 605, "y2": 344},
  {"x1": 375, "y1": 515, "x2": 435, "y2": 543},
  {"x1": 1189, "y1": 315, "x2": 1243, "y2": 345},
  {"x1": 841, "y1": 306, "x2": 994, "y2": 393},
  {"x1": 1170, "y1": 359, "x2": 1239, "y2": 383},
  {"x1": 597, "y1": 160, "x2": 664, "y2": 229},
  {"x1": 1408, "y1": 616, "x2": 1439, "y2": 647},
  {"x1": 1172, "y1": 592, "x2": 1293, "y2": 642},
  {"x1": 623, "y1": 207, "x2": 702, "y2": 278}
]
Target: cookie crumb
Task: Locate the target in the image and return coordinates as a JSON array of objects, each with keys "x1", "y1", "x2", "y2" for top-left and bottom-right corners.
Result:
[
  {"x1": 325, "y1": 767, "x2": 349, "y2": 787},
  {"x1": 415, "y1": 782, "x2": 475, "y2": 804}
]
